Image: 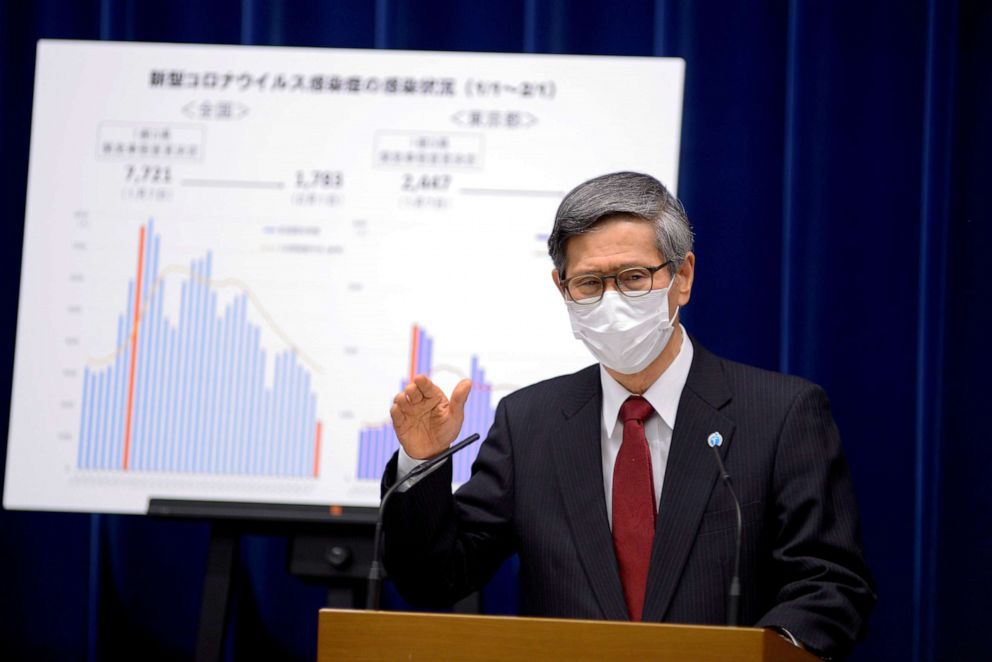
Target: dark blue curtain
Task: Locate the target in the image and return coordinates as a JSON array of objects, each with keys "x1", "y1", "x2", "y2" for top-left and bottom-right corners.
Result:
[{"x1": 1, "y1": 1, "x2": 988, "y2": 660}]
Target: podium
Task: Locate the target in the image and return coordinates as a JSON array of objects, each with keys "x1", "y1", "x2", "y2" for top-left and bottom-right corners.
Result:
[{"x1": 317, "y1": 609, "x2": 818, "y2": 661}]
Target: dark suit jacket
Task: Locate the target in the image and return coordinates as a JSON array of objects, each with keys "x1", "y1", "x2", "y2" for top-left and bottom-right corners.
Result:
[{"x1": 382, "y1": 338, "x2": 876, "y2": 658}]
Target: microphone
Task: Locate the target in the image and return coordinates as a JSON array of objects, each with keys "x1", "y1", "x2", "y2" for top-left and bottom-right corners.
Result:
[
  {"x1": 706, "y1": 431, "x2": 742, "y2": 626},
  {"x1": 365, "y1": 433, "x2": 482, "y2": 610}
]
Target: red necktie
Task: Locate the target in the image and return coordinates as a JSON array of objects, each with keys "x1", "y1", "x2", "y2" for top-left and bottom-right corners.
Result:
[{"x1": 613, "y1": 395, "x2": 656, "y2": 621}]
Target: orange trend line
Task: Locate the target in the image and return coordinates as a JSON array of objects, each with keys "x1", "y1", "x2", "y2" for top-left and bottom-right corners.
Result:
[
  {"x1": 409, "y1": 324, "x2": 420, "y2": 382},
  {"x1": 313, "y1": 421, "x2": 322, "y2": 478},
  {"x1": 122, "y1": 225, "x2": 146, "y2": 470}
]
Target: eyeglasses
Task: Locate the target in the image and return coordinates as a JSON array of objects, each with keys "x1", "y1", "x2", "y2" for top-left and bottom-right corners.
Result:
[{"x1": 560, "y1": 261, "x2": 673, "y2": 305}]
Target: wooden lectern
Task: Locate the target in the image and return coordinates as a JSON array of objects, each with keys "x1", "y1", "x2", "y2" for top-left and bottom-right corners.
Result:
[{"x1": 317, "y1": 609, "x2": 818, "y2": 661}]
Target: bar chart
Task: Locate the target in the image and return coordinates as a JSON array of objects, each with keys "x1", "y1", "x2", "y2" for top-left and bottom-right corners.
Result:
[
  {"x1": 75, "y1": 221, "x2": 323, "y2": 477},
  {"x1": 356, "y1": 326, "x2": 495, "y2": 483}
]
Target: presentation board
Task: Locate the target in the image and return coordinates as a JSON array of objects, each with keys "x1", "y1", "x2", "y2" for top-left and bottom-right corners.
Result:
[{"x1": 3, "y1": 40, "x2": 683, "y2": 514}]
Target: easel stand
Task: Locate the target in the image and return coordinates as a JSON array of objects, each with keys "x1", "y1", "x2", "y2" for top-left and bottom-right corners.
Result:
[
  {"x1": 195, "y1": 522, "x2": 238, "y2": 662},
  {"x1": 149, "y1": 499, "x2": 380, "y2": 662}
]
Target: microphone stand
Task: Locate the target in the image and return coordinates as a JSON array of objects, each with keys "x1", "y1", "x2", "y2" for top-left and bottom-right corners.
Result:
[
  {"x1": 365, "y1": 433, "x2": 481, "y2": 610},
  {"x1": 708, "y1": 443, "x2": 742, "y2": 626}
]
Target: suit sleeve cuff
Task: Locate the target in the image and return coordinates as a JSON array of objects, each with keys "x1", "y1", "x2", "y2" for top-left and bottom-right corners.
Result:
[{"x1": 395, "y1": 446, "x2": 447, "y2": 492}]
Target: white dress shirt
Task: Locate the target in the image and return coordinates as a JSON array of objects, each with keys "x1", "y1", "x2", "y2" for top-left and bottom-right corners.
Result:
[
  {"x1": 599, "y1": 325, "x2": 692, "y2": 527},
  {"x1": 397, "y1": 326, "x2": 694, "y2": 514}
]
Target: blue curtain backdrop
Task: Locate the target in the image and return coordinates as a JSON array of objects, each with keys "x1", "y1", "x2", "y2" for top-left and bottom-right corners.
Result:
[{"x1": 1, "y1": 1, "x2": 988, "y2": 660}]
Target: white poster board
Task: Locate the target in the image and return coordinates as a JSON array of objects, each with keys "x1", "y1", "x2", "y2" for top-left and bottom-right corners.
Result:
[{"x1": 3, "y1": 40, "x2": 683, "y2": 514}]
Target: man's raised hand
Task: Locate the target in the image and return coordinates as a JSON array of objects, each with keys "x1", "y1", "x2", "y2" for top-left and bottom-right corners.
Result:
[{"x1": 390, "y1": 375, "x2": 473, "y2": 460}]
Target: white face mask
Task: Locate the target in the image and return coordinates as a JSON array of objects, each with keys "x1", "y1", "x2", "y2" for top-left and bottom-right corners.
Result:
[{"x1": 565, "y1": 278, "x2": 679, "y2": 375}]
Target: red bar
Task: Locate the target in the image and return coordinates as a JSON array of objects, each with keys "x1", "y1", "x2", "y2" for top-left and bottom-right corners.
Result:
[
  {"x1": 408, "y1": 324, "x2": 420, "y2": 383},
  {"x1": 122, "y1": 225, "x2": 146, "y2": 470},
  {"x1": 312, "y1": 421, "x2": 323, "y2": 478}
]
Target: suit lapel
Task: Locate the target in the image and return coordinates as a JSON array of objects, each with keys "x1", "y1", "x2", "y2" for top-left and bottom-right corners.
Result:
[
  {"x1": 550, "y1": 366, "x2": 629, "y2": 620},
  {"x1": 641, "y1": 338, "x2": 736, "y2": 622}
]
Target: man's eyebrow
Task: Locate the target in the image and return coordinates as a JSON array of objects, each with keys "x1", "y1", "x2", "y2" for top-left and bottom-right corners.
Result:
[{"x1": 570, "y1": 262, "x2": 651, "y2": 275}]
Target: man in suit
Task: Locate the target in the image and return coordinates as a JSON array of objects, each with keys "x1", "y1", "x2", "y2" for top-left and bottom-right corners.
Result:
[{"x1": 382, "y1": 171, "x2": 875, "y2": 658}]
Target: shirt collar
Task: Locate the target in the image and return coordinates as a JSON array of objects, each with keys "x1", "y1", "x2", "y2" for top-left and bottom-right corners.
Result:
[{"x1": 600, "y1": 325, "x2": 694, "y2": 432}]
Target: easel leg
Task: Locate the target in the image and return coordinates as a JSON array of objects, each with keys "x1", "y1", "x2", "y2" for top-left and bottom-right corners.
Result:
[{"x1": 195, "y1": 522, "x2": 238, "y2": 662}]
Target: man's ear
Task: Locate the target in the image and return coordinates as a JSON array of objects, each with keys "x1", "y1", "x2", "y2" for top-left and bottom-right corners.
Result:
[
  {"x1": 551, "y1": 269, "x2": 567, "y2": 299},
  {"x1": 675, "y1": 252, "x2": 695, "y2": 306}
]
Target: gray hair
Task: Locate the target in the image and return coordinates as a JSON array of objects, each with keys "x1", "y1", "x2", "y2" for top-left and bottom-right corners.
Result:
[{"x1": 547, "y1": 171, "x2": 694, "y2": 276}]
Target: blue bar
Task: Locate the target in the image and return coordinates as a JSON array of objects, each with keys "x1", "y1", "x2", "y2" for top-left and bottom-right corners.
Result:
[
  {"x1": 369, "y1": 428, "x2": 377, "y2": 479},
  {"x1": 137, "y1": 272, "x2": 155, "y2": 471},
  {"x1": 104, "y1": 364, "x2": 116, "y2": 471},
  {"x1": 196, "y1": 258, "x2": 210, "y2": 472},
  {"x1": 273, "y1": 351, "x2": 287, "y2": 476},
  {"x1": 378, "y1": 426, "x2": 385, "y2": 479},
  {"x1": 233, "y1": 298, "x2": 249, "y2": 474},
  {"x1": 211, "y1": 309, "x2": 230, "y2": 474},
  {"x1": 184, "y1": 259, "x2": 200, "y2": 473},
  {"x1": 199, "y1": 290, "x2": 218, "y2": 472},
  {"x1": 220, "y1": 306, "x2": 238, "y2": 473},
  {"x1": 108, "y1": 362, "x2": 119, "y2": 471},
  {"x1": 380, "y1": 426, "x2": 388, "y2": 478},
  {"x1": 176, "y1": 270, "x2": 196, "y2": 473},
  {"x1": 290, "y1": 357, "x2": 302, "y2": 476},
  {"x1": 165, "y1": 326, "x2": 179, "y2": 472},
  {"x1": 282, "y1": 352, "x2": 294, "y2": 476},
  {"x1": 298, "y1": 363, "x2": 309, "y2": 476},
  {"x1": 110, "y1": 281, "x2": 134, "y2": 470},
  {"x1": 197, "y1": 254, "x2": 214, "y2": 472},
  {"x1": 251, "y1": 333, "x2": 263, "y2": 475},
  {"x1": 189, "y1": 265, "x2": 206, "y2": 473},
  {"x1": 417, "y1": 334, "x2": 426, "y2": 375},
  {"x1": 371, "y1": 427, "x2": 379, "y2": 480},
  {"x1": 306, "y1": 391, "x2": 316, "y2": 477},
  {"x1": 159, "y1": 321, "x2": 170, "y2": 472},
  {"x1": 362, "y1": 428, "x2": 374, "y2": 478},
  {"x1": 202, "y1": 293, "x2": 217, "y2": 473},
  {"x1": 242, "y1": 329, "x2": 254, "y2": 475},
  {"x1": 136, "y1": 225, "x2": 156, "y2": 470},
  {"x1": 111, "y1": 346, "x2": 124, "y2": 470},
  {"x1": 376, "y1": 426, "x2": 386, "y2": 479},
  {"x1": 224, "y1": 301, "x2": 240, "y2": 474},
  {"x1": 147, "y1": 278, "x2": 165, "y2": 471},
  {"x1": 263, "y1": 385, "x2": 274, "y2": 476},
  {"x1": 173, "y1": 279, "x2": 190, "y2": 473},
  {"x1": 298, "y1": 370, "x2": 310, "y2": 476},
  {"x1": 282, "y1": 358, "x2": 298, "y2": 476},
  {"x1": 79, "y1": 366, "x2": 95, "y2": 469},
  {"x1": 282, "y1": 356, "x2": 293, "y2": 476},
  {"x1": 193, "y1": 252, "x2": 211, "y2": 472},
  {"x1": 185, "y1": 262, "x2": 203, "y2": 473},
  {"x1": 230, "y1": 296, "x2": 247, "y2": 474},
  {"x1": 369, "y1": 426, "x2": 377, "y2": 479},
  {"x1": 416, "y1": 331, "x2": 424, "y2": 374},
  {"x1": 218, "y1": 306, "x2": 233, "y2": 474},
  {"x1": 292, "y1": 366, "x2": 305, "y2": 477},
  {"x1": 250, "y1": 343, "x2": 264, "y2": 475},
  {"x1": 93, "y1": 371, "x2": 106, "y2": 470},
  {"x1": 282, "y1": 353, "x2": 294, "y2": 476},
  {"x1": 77, "y1": 368, "x2": 91, "y2": 469},
  {"x1": 133, "y1": 271, "x2": 153, "y2": 471},
  {"x1": 158, "y1": 326, "x2": 174, "y2": 472},
  {"x1": 238, "y1": 323, "x2": 252, "y2": 475},
  {"x1": 227, "y1": 297, "x2": 241, "y2": 474},
  {"x1": 203, "y1": 291, "x2": 220, "y2": 474},
  {"x1": 359, "y1": 429, "x2": 368, "y2": 480}
]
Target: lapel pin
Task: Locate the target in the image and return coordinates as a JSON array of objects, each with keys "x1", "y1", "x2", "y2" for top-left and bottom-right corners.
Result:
[{"x1": 707, "y1": 431, "x2": 723, "y2": 448}]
